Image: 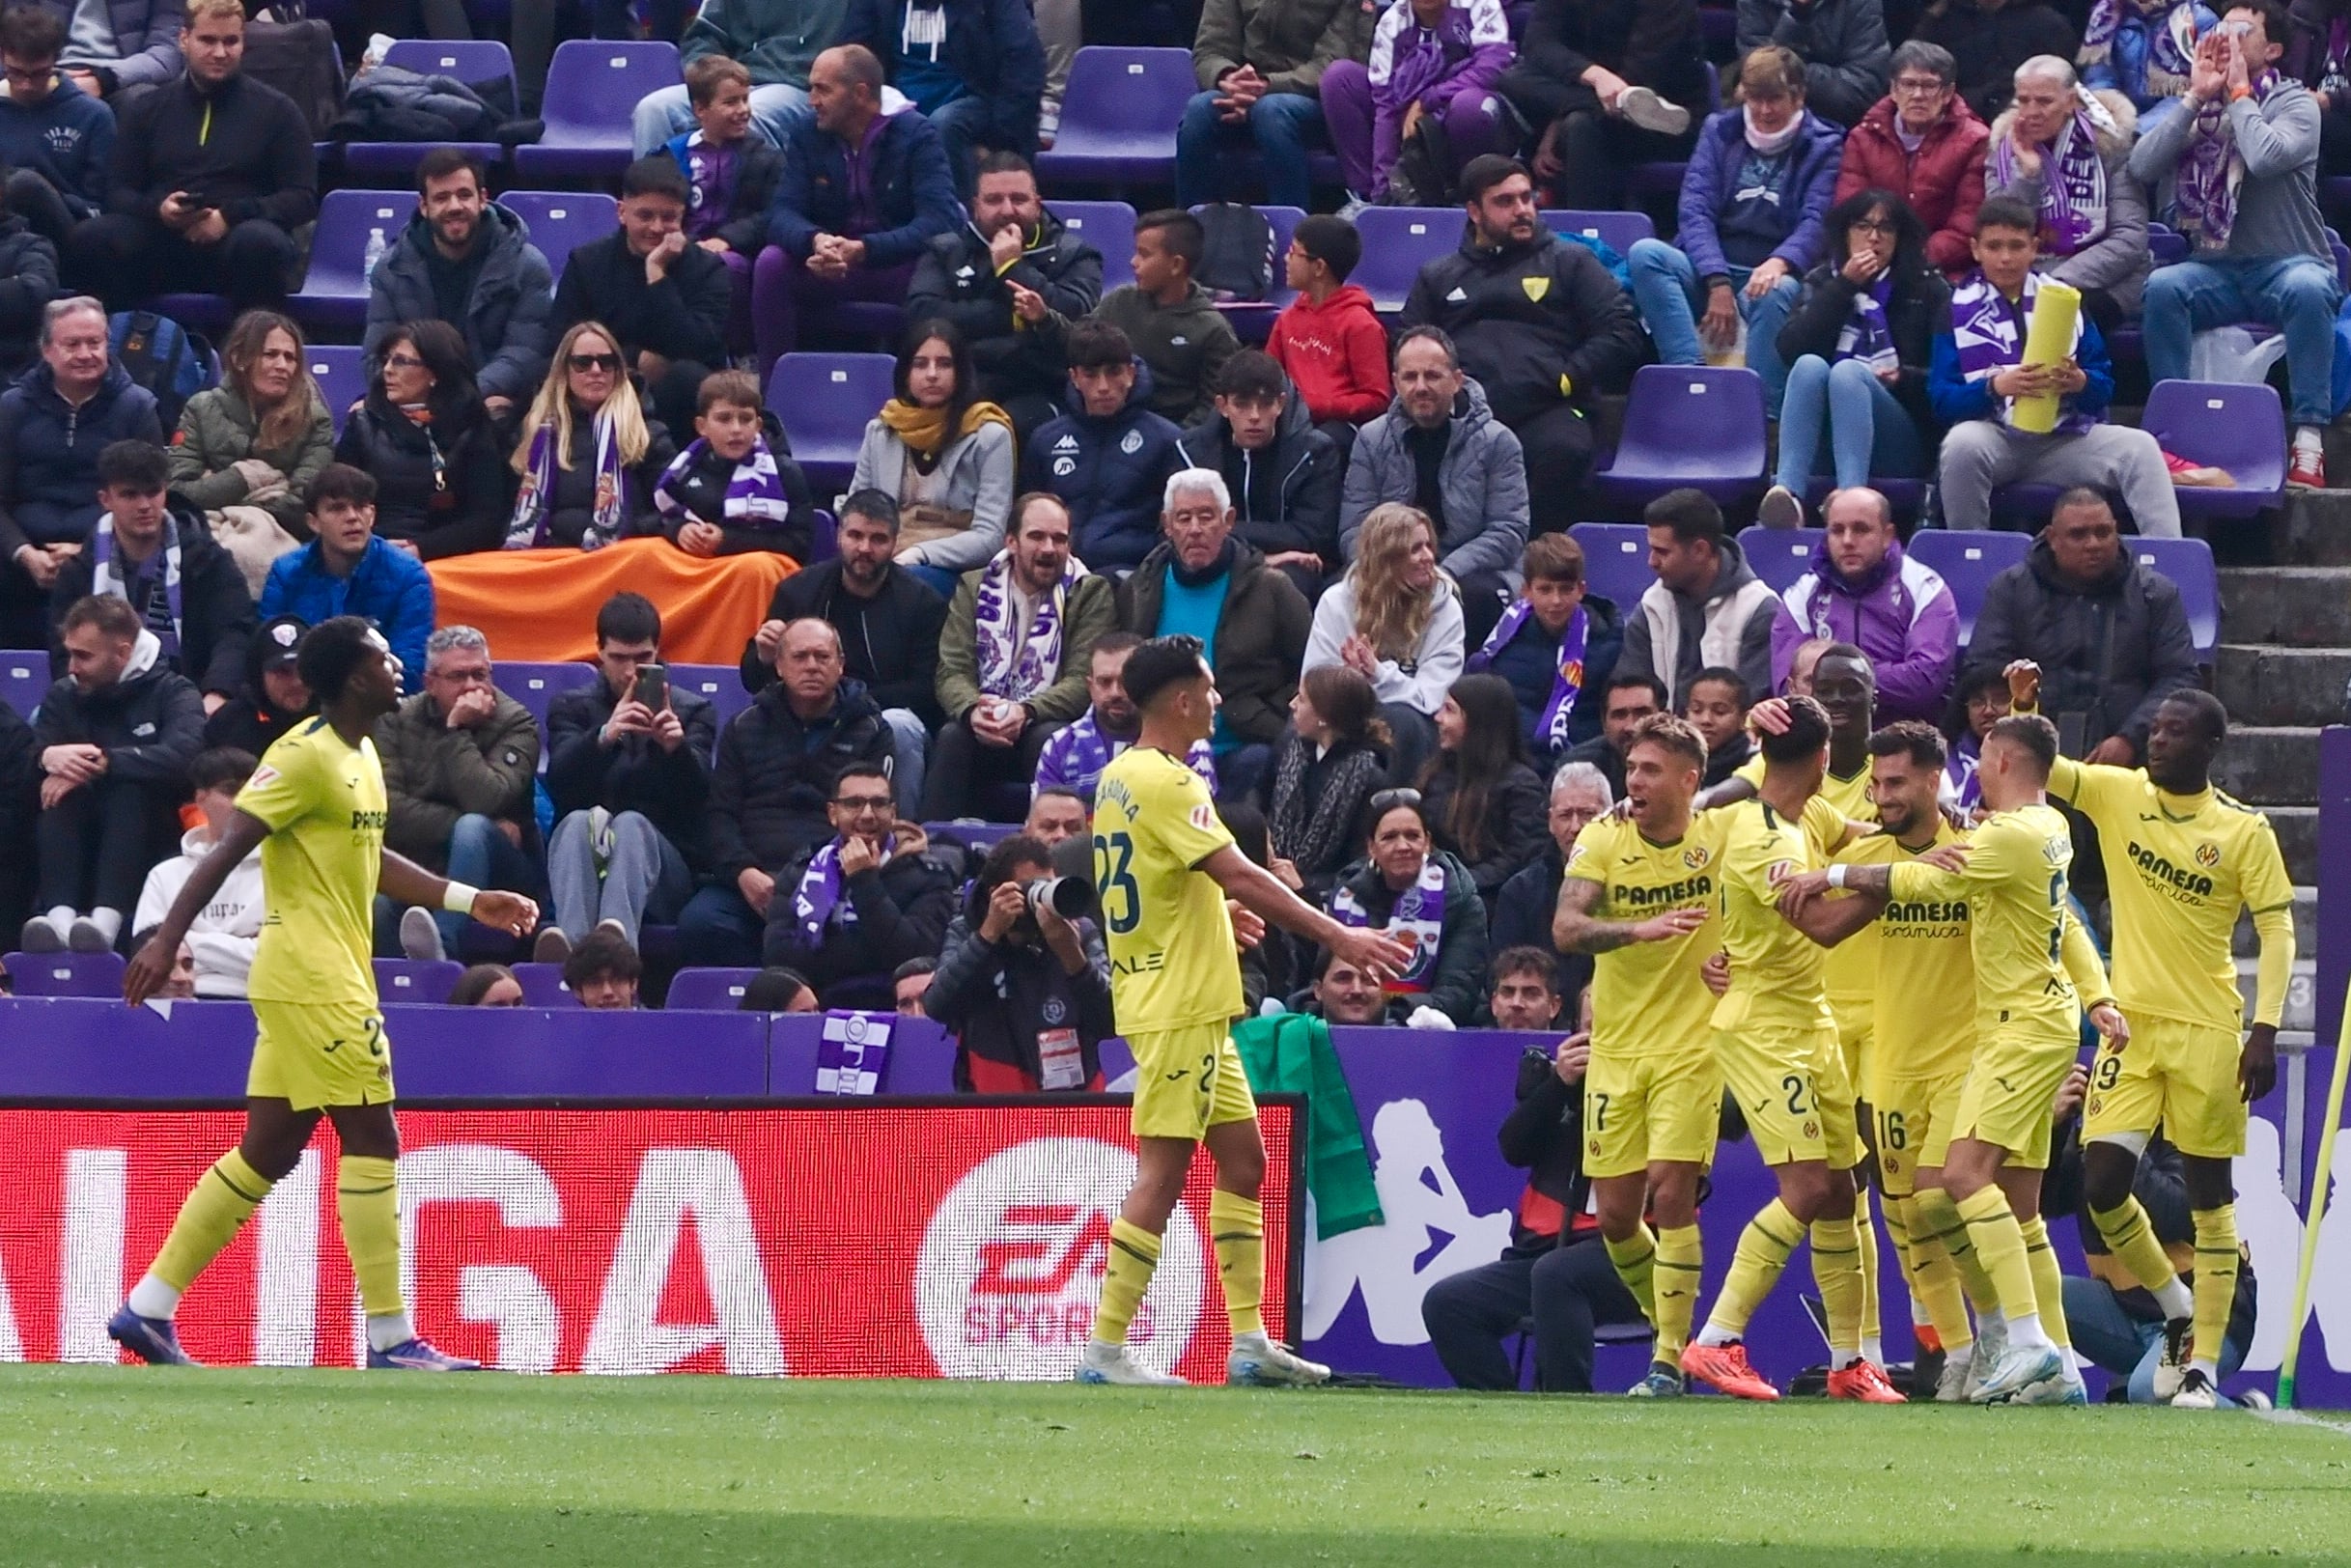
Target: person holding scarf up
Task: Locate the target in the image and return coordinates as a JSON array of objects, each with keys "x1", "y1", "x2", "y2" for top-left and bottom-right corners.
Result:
[
  {"x1": 2083, "y1": 0, "x2": 2219, "y2": 132},
  {"x1": 503, "y1": 322, "x2": 679, "y2": 552},
  {"x1": 926, "y1": 491, "x2": 1114, "y2": 821},
  {"x1": 1465, "y1": 532, "x2": 1623, "y2": 765},
  {"x1": 1325, "y1": 789, "x2": 1489, "y2": 1028},
  {"x1": 1986, "y1": 54, "x2": 2151, "y2": 333},
  {"x1": 760, "y1": 762, "x2": 964, "y2": 1009},
  {"x1": 2135, "y1": 0, "x2": 2340, "y2": 488}
]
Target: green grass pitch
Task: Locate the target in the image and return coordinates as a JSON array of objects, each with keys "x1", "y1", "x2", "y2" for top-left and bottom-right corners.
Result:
[{"x1": 2, "y1": 1366, "x2": 2349, "y2": 1566}]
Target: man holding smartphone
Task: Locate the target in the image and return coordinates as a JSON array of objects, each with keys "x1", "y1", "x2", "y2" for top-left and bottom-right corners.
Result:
[{"x1": 539, "y1": 592, "x2": 716, "y2": 959}]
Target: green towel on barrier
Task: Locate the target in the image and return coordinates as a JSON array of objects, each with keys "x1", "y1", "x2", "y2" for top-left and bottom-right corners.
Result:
[{"x1": 1230, "y1": 1012, "x2": 1384, "y2": 1239}]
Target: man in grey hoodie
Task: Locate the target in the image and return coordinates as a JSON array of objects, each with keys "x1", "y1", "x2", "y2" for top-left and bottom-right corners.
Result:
[
  {"x1": 1616, "y1": 487, "x2": 1778, "y2": 710},
  {"x1": 2133, "y1": 0, "x2": 2339, "y2": 486}
]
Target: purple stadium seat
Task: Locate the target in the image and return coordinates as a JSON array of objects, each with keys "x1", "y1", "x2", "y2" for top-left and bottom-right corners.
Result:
[
  {"x1": 516, "y1": 41, "x2": 684, "y2": 183},
  {"x1": 767, "y1": 352, "x2": 895, "y2": 490},
  {"x1": 2141, "y1": 378, "x2": 2285, "y2": 523},
  {"x1": 289, "y1": 189, "x2": 414, "y2": 332},
  {"x1": 1627, "y1": 67, "x2": 1721, "y2": 199},
  {"x1": 4, "y1": 951, "x2": 126, "y2": 998},
  {"x1": 804, "y1": 508, "x2": 838, "y2": 561},
  {"x1": 928, "y1": 820, "x2": 1022, "y2": 853},
  {"x1": 343, "y1": 41, "x2": 515, "y2": 183},
  {"x1": 1905, "y1": 530, "x2": 2030, "y2": 647},
  {"x1": 1, "y1": 649, "x2": 47, "y2": 719},
  {"x1": 1034, "y1": 47, "x2": 1195, "y2": 189},
  {"x1": 1350, "y1": 207, "x2": 1464, "y2": 312},
  {"x1": 1543, "y1": 209, "x2": 1655, "y2": 260},
  {"x1": 499, "y1": 191, "x2": 619, "y2": 293},
  {"x1": 1736, "y1": 525, "x2": 1824, "y2": 594},
  {"x1": 2147, "y1": 222, "x2": 2188, "y2": 266},
  {"x1": 2130, "y1": 535, "x2": 2221, "y2": 663},
  {"x1": 668, "y1": 662, "x2": 755, "y2": 753},
  {"x1": 306, "y1": 344, "x2": 366, "y2": 434},
  {"x1": 665, "y1": 967, "x2": 764, "y2": 1010},
  {"x1": 500, "y1": 661, "x2": 601, "y2": 749},
  {"x1": 1593, "y1": 365, "x2": 1768, "y2": 512},
  {"x1": 1565, "y1": 522, "x2": 1655, "y2": 612},
  {"x1": 1055, "y1": 199, "x2": 1138, "y2": 291},
  {"x1": 512, "y1": 962, "x2": 578, "y2": 1006},
  {"x1": 143, "y1": 294, "x2": 235, "y2": 332},
  {"x1": 375, "y1": 958, "x2": 463, "y2": 1004},
  {"x1": 1192, "y1": 203, "x2": 1304, "y2": 342}
]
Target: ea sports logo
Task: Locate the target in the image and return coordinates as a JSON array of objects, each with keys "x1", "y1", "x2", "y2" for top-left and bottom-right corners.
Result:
[{"x1": 915, "y1": 1137, "x2": 1205, "y2": 1381}]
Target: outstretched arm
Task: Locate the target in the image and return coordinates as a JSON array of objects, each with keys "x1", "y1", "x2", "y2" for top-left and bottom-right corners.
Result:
[
  {"x1": 124, "y1": 809, "x2": 271, "y2": 1004},
  {"x1": 1553, "y1": 876, "x2": 1708, "y2": 954},
  {"x1": 377, "y1": 848, "x2": 540, "y2": 939},
  {"x1": 1199, "y1": 845, "x2": 1413, "y2": 983}
]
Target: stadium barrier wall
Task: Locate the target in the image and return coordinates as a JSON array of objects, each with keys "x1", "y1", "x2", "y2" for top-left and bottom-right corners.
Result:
[{"x1": 0, "y1": 997, "x2": 2339, "y2": 1405}]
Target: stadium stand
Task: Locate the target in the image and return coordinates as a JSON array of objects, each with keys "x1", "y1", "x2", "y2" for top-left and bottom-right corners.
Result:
[{"x1": 514, "y1": 41, "x2": 684, "y2": 183}]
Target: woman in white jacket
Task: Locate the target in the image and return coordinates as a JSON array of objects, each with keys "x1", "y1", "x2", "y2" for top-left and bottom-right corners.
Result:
[
  {"x1": 132, "y1": 747, "x2": 265, "y2": 998},
  {"x1": 1303, "y1": 502, "x2": 1465, "y2": 784}
]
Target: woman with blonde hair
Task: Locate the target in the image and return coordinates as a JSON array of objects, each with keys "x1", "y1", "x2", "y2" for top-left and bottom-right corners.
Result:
[
  {"x1": 1301, "y1": 501, "x2": 1464, "y2": 782},
  {"x1": 166, "y1": 309, "x2": 335, "y2": 593},
  {"x1": 504, "y1": 321, "x2": 678, "y2": 549}
]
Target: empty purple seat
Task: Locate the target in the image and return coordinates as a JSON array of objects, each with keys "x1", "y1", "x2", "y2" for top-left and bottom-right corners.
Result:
[
  {"x1": 344, "y1": 40, "x2": 516, "y2": 183},
  {"x1": 804, "y1": 508, "x2": 838, "y2": 562},
  {"x1": 1736, "y1": 525, "x2": 1824, "y2": 594},
  {"x1": 374, "y1": 958, "x2": 463, "y2": 1004},
  {"x1": 767, "y1": 352, "x2": 895, "y2": 490},
  {"x1": 499, "y1": 661, "x2": 601, "y2": 751},
  {"x1": 1191, "y1": 203, "x2": 1305, "y2": 343},
  {"x1": 516, "y1": 41, "x2": 684, "y2": 183},
  {"x1": 1905, "y1": 530, "x2": 2030, "y2": 647},
  {"x1": 1564, "y1": 522, "x2": 1655, "y2": 612},
  {"x1": 2147, "y1": 223, "x2": 2188, "y2": 266},
  {"x1": 2129, "y1": 535, "x2": 2221, "y2": 663},
  {"x1": 1593, "y1": 365, "x2": 1768, "y2": 512},
  {"x1": 2141, "y1": 378, "x2": 2285, "y2": 524},
  {"x1": 511, "y1": 962, "x2": 578, "y2": 1006},
  {"x1": 1054, "y1": 199, "x2": 1138, "y2": 290},
  {"x1": 306, "y1": 344, "x2": 366, "y2": 434},
  {"x1": 1542, "y1": 209, "x2": 1655, "y2": 260},
  {"x1": 927, "y1": 820, "x2": 1022, "y2": 853},
  {"x1": 1, "y1": 649, "x2": 47, "y2": 719},
  {"x1": 289, "y1": 189, "x2": 414, "y2": 332},
  {"x1": 665, "y1": 967, "x2": 764, "y2": 1010},
  {"x1": 668, "y1": 662, "x2": 755, "y2": 755},
  {"x1": 5, "y1": 951, "x2": 126, "y2": 998},
  {"x1": 1035, "y1": 47, "x2": 1195, "y2": 188},
  {"x1": 1350, "y1": 207, "x2": 1463, "y2": 312},
  {"x1": 499, "y1": 191, "x2": 619, "y2": 293}
]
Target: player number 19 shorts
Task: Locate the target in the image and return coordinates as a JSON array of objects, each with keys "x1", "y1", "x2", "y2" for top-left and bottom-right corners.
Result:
[
  {"x1": 1128, "y1": 1022, "x2": 1255, "y2": 1141},
  {"x1": 1712, "y1": 1022, "x2": 1860, "y2": 1169},
  {"x1": 247, "y1": 999, "x2": 397, "y2": 1111},
  {"x1": 2084, "y1": 1015, "x2": 2248, "y2": 1160},
  {"x1": 1582, "y1": 1047, "x2": 1722, "y2": 1178}
]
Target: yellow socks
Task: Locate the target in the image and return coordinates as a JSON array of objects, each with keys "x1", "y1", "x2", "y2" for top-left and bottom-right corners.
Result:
[
  {"x1": 1955, "y1": 1186, "x2": 2044, "y2": 1339},
  {"x1": 1654, "y1": 1224, "x2": 1703, "y2": 1360},
  {"x1": 2017, "y1": 1215, "x2": 2070, "y2": 1350},
  {"x1": 1605, "y1": 1223, "x2": 1660, "y2": 1325},
  {"x1": 143, "y1": 1148, "x2": 274, "y2": 1308},
  {"x1": 1209, "y1": 1190, "x2": 1264, "y2": 1338},
  {"x1": 1896, "y1": 1194, "x2": 1974, "y2": 1352},
  {"x1": 1091, "y1": 1218, "x2": 1162, "y2": 1345},
  {"x1": 2091, "y1": 1196, "x2": 2189, "y2": 1304},
  {"x1": 1697, "y1": 1198, "x2": 1803, "y2": 1344},
  {"x1": 336, "y1": 1154, "x2": 406, "y2": 1330},
  {"x1": 1810, "y1": 1214, "x2": 1866, "y2": 1362},
  {"x1": 2190, "y1": 1205, "x2": 2241, "y2": 1377},
  {"x1": 1852, "y1": 1188, "x2": 1881, "y2": 1360},
  {"x1": 1916, "y1": 1184, "x2": 2000, "y2": 1315}
]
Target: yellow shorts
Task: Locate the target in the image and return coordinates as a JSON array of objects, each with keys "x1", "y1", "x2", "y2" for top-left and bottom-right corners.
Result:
[
  {"x1": 1873, "y1": 1070, "x2": 1970, "y2": 1196},
  {"x1": 1832, "y1": 1005, "x2": 1873, "y2": 1100},
  {"x1": 2085, "y1": 1015, "x2": 2248, "y2": 1160},
  {"x1": 1128, "y1": 1022, "x2": 1254, "y2": 1142},
  {"x1": 1712, "y1": 1022, "x2": 1859, "y2": 1169},
  {"x1": 1582, "y1": 1046, "x2": 1722, "y2": 1178},
  {"x1": 247, "y1": 998, "x2": 396, "y2": 1111},
  {"x1": 1949, "y1": 1027, "x2": 2076, "y2": 1171}
]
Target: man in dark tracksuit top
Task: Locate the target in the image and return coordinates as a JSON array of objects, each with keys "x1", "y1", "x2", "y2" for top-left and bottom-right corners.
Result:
[
  {"x1": 65, "y1": 3, "x2": 315, "y2": 311},
  {"x1": 1399, "y1": 154, "x2": 1645, "y2": 532},
  {"x1": 1174, "y1": 351, "x2": 1341, "y2": 601}
]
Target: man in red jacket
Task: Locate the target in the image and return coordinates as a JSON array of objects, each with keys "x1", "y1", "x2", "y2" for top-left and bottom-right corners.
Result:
[
  {"x1": 1266, "y1": 214, "x2": 1391, "y2": 454},
  {"x1": 1834, "y1": 40, "x2": 1991, "y2": 275}
]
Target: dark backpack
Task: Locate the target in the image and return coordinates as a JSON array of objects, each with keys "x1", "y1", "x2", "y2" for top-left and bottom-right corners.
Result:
[
  {"x1": 1193, "y1": 202, "x2": 1274, "y2": 303},
  {"x1": 240, "y1": 12, "x2": 345, "y2": 138},
  {"x1": 108, "y1": 311, "x2": 215, "y2": 431}
]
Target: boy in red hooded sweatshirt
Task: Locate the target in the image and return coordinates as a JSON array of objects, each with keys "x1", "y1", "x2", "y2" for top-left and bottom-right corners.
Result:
[{"x1": 1266, "y1": 215, "x2": 1392, "y2": 453}]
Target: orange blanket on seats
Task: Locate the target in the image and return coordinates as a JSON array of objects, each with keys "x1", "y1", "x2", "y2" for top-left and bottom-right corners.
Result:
[{"x1": 425, "y1": 538, "x2": 797, "y2": 664}]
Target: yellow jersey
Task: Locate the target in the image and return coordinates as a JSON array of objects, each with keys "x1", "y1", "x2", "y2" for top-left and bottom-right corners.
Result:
[
  {"x1": 1889, "y1": 802, "x2": 2089, "y2": 1043},
  {"x1": 1741, "y1": 753, "x2": 1878, "y2": 1017},
  {"x1": 2048, "y1": 757, "x2": 2295, "y2": 1031},
  {"x1": 238, "y1": 717, "x2": 387, "y2": 1008},
  {"x1": 1563, "y1": 812, "x2": 1726, "y2": 1057},
  {"x1": 1838, "y1": 824, "x2": 1973, "y2": 1082},
  {"x1": 1711, "y1": 793, "x2": 1848, "y2": 1034},
  {"x1": 1092, "y1": 746, "x2": 1244, "y2": 1035}
]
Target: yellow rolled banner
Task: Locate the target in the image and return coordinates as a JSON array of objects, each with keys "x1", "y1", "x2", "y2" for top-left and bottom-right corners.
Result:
[{"x1": 2008, "y1": 277, "x2": 2082, "y2": 434}]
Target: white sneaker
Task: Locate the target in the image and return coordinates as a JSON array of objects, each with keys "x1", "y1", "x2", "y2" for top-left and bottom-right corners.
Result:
[
  {"x1": 69, "y1": 908, "x2": 121, "y2": 952},
  {"x1": 594, "y1": 918, "x2": 630, "y2": 941},
  {"x1": 1076, "y1": 1339, "x2": 1188, "y2": 1386},
  {"x1": 2170, "y1": 1367, "x2": 2221, "y2": 1409},
  {"x1": 1337, "y1": 192, "x2": 1371, "y2": 222},
  {"x1": 531, "y1": 925, "x2": 572, "y2": 965},
  {"x1": 399, "y1": 906, "x2": 446, "y2": 962},
  {"x1": 1970, "y1": 1336, "x2": 2061, "y2": 1405},
  {"x1": 2015, "y1": 1361, "x2": 2089, "y2": 1406},
  {"x1": 1963, "y1": 1314, "x2": 2007, "y2": 1401},
  {"x1": 1037, "y1": 101, "x2": 1060, "y2": 148},
  {"x1": 2152, "y1": 1316, "x2": 2193, "y2": 1402},
  {"x1": 1616, "y1": 84, "x2": 1692, "y2": 137},
  {"x1": 1758, "y1": 484, "x2": 1805, "y2": 529},
  {"x1": 21, "y1": 909, "x2": 70, "y2": 953},
  {"x1": 1934, "y1": 1350, "x2": 1973, "y2": 1404},
  {"x1": 1227, "y1": 1330, "x2": 1330, "y2": 1387}
]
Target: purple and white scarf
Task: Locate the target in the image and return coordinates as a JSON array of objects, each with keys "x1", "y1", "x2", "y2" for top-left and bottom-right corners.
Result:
[
  {"x1": 1035, "y1": 711, "x2": 1216, "y2": 798},
  {"x1": 815, "y1": 1010, "x2": 892, "y2": 1095},
  {"x1": 1989, "y1": 88, "x2": 2115, "y2": 256},
  {"x1": 2081, "y1": 0, "x2": 2202, "y2": 98},
  {"x1": 1835, "y1": 273, "x2": 1900, "y2": 373},
  {"x1": 505, "y1": 408, "x2": 628, "y2": 550},
  {"x1": 972, "y1": 548, "x2": 1082, "y2": 702},
  {"x1": 792, "y1": 834, "x2": 896, "y2": 947},
  {"x1": 89, "y1": 514, "x2": 182, "y2": 659},
  {"x1": 1948, "y1": 267, "x2": 2093, "y2": 434},
  {"x1": 654, "y1": 435, "x2": 793, "y2": 528},
  {"x1": 1466, "y1": 600, "x2": 1587, "y2": 753},
  {"x1": 2175, "y1": 68, "x2": 2283, "y2": 252},
  {"x1": 1330, "y1": 856, "x2": 1448, "y2": 994}
]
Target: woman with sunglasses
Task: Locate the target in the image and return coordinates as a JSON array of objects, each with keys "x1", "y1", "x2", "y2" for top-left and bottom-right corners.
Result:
[
  {"x1": 1301, "y1": 502, "x2": 1465, "y2": 786},
  {"x1": 1324, "y1": 788, "x2": 1488, "y2": 1027},
  {"x1": 852, "y1": 319, "x2": 1016, "y2": 599},
  {"x1": 502, "y1": 322, "x2": 679, "y2": 550},
  {"x1": 334, "y1": 320, "x2": 510, "y2": 559},
  {"x1": 1759, "y1": 188, "x2": 1949, "y2": 529}
]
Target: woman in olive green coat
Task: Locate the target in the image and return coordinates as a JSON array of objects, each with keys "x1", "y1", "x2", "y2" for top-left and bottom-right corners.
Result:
[{"x1": 167, "y1": 309, "x2": 335, "y2": 595}]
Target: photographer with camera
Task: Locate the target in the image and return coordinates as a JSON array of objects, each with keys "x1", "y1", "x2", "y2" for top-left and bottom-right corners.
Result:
[
  {"x1": 929, "y1": 831, "x2": 1114, "y2": 1094},
  {"x1": 759, "y1": 763, "x2": 964, "y2": 1009}
]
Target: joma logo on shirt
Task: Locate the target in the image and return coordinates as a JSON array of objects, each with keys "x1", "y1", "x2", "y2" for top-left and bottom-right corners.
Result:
[
  {"x1": 1618, "y1": 875, "x2": 1711, "y2": 906},
  {"x1": 350, "y1": 809, "x2": 389, "y2": 830},
  {"x1": 2127, "y1": 840, "x2": 2214, "y2": 898}
]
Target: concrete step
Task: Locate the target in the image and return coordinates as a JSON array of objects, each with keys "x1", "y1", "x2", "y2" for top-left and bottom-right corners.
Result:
[
  {"x1": 2237, "y1": 957, "x2": 2318, "y2": 1032},
  {"x1": 2233, "y1": 884, "x2": 2317, "y2": 958},
  {"x1": 2218, "y1": 566, "x2": 2351, "y2": 648},
  {"x1": 2215, "y1": 644, "x2": 2351, "y2": 727},
  {"x1": 2269, "y1": 804, "x2": 2318, "y2": 884},
  {"x1": 2209, "y1": 725, "x2": 2317, "y2": 803},
  {"x1": 2263, "y1": 487, "x2": 2351, "y2": 568}
]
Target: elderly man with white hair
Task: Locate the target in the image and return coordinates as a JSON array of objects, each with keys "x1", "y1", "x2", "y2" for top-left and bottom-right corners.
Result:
[
  {"x1": 1490, "y1": 760, "x2": 1610, "y2": 1008},
  {"x1": 1113, "y1": 466, "x2": 1313, "y2": 798},
  {"x1": 1985, "y1": 52, "x2": 2150, "y2": 328}
]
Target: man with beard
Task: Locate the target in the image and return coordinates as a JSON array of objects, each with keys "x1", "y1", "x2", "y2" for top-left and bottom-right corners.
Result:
[{"x1": 1031, "y1": 630, "x2": 1214, "y2": 804}]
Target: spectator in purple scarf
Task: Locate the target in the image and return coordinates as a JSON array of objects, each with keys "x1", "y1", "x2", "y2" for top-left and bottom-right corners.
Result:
[
  {"x1": 1986, "y1": 53, "x2": 2149, "y2": 329},
  {"x1": 1320, "y1": 0, "x2": 1514, "y2": 207},
  {"x1": 1767, "y1": 487, "x2": 1959, "y2": 722}
]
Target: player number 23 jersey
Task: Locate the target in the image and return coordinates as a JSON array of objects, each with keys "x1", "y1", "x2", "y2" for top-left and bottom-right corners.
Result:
[
  {"x1": 238, "y1": 718, "x2": 387, "y2": 1008},
  {"x1": 1092, "y1": 747, "x2": 1244, "y2": 1036}
]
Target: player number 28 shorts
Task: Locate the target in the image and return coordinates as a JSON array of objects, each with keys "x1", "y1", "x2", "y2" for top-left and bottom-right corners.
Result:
[
  {"x1": 1711, "y1": 1022, "x2": 1860, "y2": 1169},
  {"x1": 1127, "y1": 1022, "x2": 1255, "y2": 1141},
  {"x1": 247, "y1": 999, "x2": 397, "y2": 1110}
]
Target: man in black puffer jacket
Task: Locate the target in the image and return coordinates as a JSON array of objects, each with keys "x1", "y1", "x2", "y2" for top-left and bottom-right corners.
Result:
[
  {"x1": 760, "y1": 766, "x2": 964, "y2": 1008},
  {"x1": 680, "y1": 617, "x2": 896, "y2": 966},
  {"x1": 0, "y1": 212, "x2": 58, "y2": 379},
  {"x1": 1175, "y1": 351, "x2": 1341, "y2": 601},
  {"x1": 1021, "y1": 320, "x2": 1184, "y2": 573}
]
